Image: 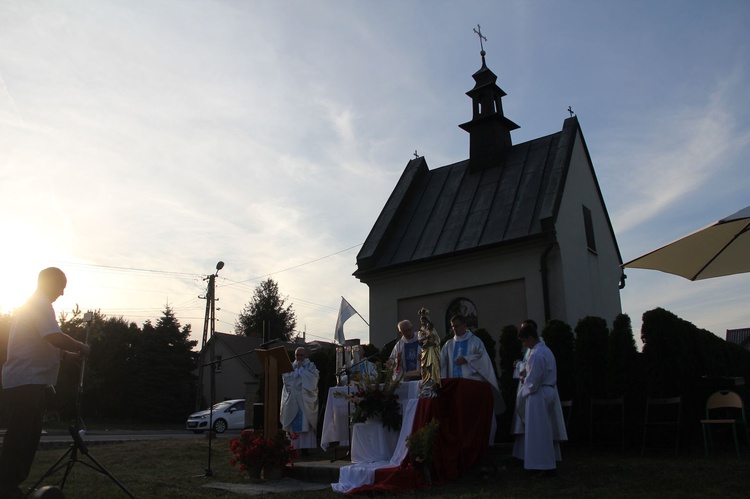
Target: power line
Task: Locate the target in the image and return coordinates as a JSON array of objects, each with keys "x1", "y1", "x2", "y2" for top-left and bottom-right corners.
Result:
[
  {"x1": 54, "y1": 261, "x2": 201, "y2": 279},
  {"x1": 49, "y1": 245, "x2": 367, "y2": 343},
  {"x1": 222, "y1": 243, "x2": 362, "y2": 287},
  {"x1": 54, "y1": 243, "x2": 362, "y2": 291}
]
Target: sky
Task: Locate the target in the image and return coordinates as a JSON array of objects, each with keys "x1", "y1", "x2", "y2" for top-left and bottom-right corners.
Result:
[{"x1": 1, "y1": 0, "x2": 748, "y2": 350}]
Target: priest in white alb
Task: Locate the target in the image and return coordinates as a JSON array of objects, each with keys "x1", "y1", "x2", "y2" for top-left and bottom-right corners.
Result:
[
  {"x1": 280, "y1": 347, "x2": 319, "y2": 449},
  {"x1": 517, "y1": 320, "x2": 567, "y2": 476},
  {"x1": 440, "y1": 314, "x2": 505, "y2": 442}
]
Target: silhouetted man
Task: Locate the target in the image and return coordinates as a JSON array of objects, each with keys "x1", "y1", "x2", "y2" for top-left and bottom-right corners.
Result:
[{"x1": 0, "y1": 268, "x2": 90, "y2": 498}]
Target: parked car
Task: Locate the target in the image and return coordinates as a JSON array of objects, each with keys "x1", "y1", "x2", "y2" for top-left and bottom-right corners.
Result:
[{"x1": 186, "y1": 399, "x2": 245, "y2": 433}]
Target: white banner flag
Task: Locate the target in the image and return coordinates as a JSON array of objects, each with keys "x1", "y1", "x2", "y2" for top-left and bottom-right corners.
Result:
[{"x1": 334, "y1": 297, "x2": 357, "y2": 344}]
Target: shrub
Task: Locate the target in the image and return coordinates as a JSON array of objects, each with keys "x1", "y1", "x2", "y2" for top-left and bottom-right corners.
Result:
[
  {"x1": 574, "y1": 316, "x2": 609, "y2": 405},
  {"x1": 542, "y1": 319, "x2": 576, "y2": 402},
  {"x1": 606, "y1": 314, "x2": 640, "y2": 398}
]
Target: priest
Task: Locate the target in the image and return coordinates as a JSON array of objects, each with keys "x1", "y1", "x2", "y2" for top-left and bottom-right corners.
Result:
[
  {"x1": 280, "y1": 347, "x2": 319, "y2": 450},
  {"x1": 440, "y1": 314, "x2": 505, "y2": 441},
  {"x1": 390, "y1": 319, "x2": 421, "y2": 380}
]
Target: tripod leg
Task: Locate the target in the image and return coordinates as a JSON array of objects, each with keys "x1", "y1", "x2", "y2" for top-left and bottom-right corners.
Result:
[
  {"x1": 58, "y1": 447, "x2": 78, "y2": 491},
  {"x1": 76, "y1": 450, "x2": 134, "y2": 499},
  {"x1": 28, "y1": 432, "x2": 133, "y2": 498},
  {"x1": 27, "y1": 445, "x2": 75, "y2": 494}
]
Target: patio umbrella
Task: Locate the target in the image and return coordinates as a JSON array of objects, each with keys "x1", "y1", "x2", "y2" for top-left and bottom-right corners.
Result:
[{"x1": 623, "y1": 205, "x2": 750, "y2": 281}]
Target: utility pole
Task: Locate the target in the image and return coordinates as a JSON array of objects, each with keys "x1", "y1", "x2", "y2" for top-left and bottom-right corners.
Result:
[{"x1": 195, "y1": 261, "x2": 224, "y2": 411}]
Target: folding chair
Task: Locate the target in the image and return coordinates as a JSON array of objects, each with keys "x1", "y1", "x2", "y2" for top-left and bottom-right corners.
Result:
[
  {"x1": 589, "y1": 397, "x2": 625, "y2": 451},
  {"x1": 641, "y1": 396, "x2": 681, "y2": 455},
  {"x1": 701, "y1": 390, "x2": 750, "y2": 457}
]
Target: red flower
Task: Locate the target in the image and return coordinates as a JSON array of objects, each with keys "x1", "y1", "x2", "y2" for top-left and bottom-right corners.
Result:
[{"x1": 229, "y1": 429, "x2": 299, "y2": 470}]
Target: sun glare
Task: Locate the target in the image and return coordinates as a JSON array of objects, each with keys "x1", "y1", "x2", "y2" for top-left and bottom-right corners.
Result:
[
  {"x1": 0, "y1": 221, "x2": 74, "y2": 314},
  {"x1": 0, "y1": 252, "x2": 46, "y2": 314}
]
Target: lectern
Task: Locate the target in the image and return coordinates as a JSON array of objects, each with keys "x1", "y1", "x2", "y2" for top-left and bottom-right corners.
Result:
[{"x1": 255, "y1": 346, "x2": 294, "y2": 439}]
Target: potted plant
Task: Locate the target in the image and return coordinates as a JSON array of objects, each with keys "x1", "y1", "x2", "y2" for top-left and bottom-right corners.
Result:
[
  {"x1": 229, "y1": 429, "x2": 299, "y2": 480},
  {"x1": 406, "y1": 417, "x2": 440, "y2": 483}
]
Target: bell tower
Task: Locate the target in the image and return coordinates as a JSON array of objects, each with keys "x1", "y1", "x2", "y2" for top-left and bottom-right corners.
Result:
[{"x1": 459, "y1": 26, "x2": 519, "y2": 173}]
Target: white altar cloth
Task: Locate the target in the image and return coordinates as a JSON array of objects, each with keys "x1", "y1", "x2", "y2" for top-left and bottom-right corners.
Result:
[
  {"x1": 350, "y1": 421, "x2": 399, "y2": 463},
  {"x1": 320, "y1": 380, "x2": 420, "y2": 450},
  {"x1": 331, "y1": 398, "x2": 419, "y2": 493}
]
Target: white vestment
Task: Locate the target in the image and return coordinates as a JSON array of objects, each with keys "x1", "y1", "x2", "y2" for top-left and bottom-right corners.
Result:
[
  {"x1": 389, "y1": 335, "x2": 421, "y2": 380},
  {"x1": 440, "y1": 332, "x2": 506, "y2": 442},
  {"x1": 440, "y1": 332, "x2": 499, "y2": 390},
  {"x1": 280, "y1": 358, "x2": 319, "y2": 449},
  {"x1": 518, "y1": 341, "x2": 567, "y2": 470}
]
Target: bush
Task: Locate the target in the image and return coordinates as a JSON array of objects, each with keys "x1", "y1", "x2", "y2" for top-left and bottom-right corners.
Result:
[
  {"x1": 473, "y1": 328, "x2": 497, "y2": 376},
  {"x1": 606, "y1": 314, "x2": 640, "y2": 398},
  {"x1": 542, "y1": 319, "x2": 576, "y2": 402},
  {"x1": 641, "y1": 308, "x2": 695, "y2": 397},
  {"x1": 574, "y1": 316, "x2": 609, "y2": 406}
]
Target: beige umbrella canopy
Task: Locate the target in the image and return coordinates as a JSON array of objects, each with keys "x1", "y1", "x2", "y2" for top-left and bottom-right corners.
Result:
[{"x1": 623, "y1": 205, "x2": 750, "y2": 281}]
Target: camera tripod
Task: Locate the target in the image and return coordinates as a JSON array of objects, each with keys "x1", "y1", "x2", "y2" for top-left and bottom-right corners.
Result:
[
  {"x1": 27, "y1": 418, "x2": 133, "y2": 498},
  {"x1": 27, "y1": 313, "x2": 134, "y2": 498}
]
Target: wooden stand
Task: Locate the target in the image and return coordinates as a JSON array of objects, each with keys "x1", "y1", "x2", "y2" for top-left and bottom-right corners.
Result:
[{"x1": 255, "y1": 346, "x2": 294, "y2": 439}]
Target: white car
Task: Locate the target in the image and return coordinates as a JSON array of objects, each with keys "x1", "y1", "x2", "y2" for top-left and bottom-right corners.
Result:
[{"x1": 186, "y1": 399, "x2": 246, "y2": 433}]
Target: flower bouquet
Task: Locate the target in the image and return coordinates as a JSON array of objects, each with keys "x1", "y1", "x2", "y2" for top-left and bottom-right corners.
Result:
[
  {"x1": 339, "y1": 366, "x2": 402, "y2": 431},
  {"x1": 229, "y1": 429, "x2": 299, "y2": 478}
]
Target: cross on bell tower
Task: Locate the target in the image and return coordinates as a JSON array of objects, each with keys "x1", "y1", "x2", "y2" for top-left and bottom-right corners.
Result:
[{"x1": 473, "y1": 24, "x2": 487, "y2": 55}]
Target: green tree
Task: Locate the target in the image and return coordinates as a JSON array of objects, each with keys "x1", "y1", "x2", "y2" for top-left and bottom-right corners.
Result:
[
  {"x1": 130, "y1": 306, "x2": 198, "y2": 422},
  {"x1": 235, "y1": 278, "x2": 297, "y2": 341},
  {"x1": 85, "y1": 315, "x2": 140, "y2": 418}
]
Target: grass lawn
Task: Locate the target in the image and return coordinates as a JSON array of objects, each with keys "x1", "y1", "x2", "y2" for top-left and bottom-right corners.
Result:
[{"x1": 24, "y1": 437, "x2": 750, "y2": 498}]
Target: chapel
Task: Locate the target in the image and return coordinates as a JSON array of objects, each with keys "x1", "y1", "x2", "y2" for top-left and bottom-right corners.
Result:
[{"x1": 354, "y1": 47, "x2": 624, "y2": 346}]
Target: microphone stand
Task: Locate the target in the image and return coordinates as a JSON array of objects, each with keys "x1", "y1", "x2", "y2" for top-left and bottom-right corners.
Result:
[{"x1": 29, "y1": 315, "x2": 134, "y2": 498}]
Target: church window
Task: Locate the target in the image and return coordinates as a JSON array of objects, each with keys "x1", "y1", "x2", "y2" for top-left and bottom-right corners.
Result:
[
  {"x1": 445, "y1": 298, "x2": 478, "y2": 335},
  {"x1": 583, "y1": 205, "x2": 597, "y2": 253}
]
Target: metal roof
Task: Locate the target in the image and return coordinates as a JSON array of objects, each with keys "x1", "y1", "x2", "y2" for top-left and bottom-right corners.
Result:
[{"x1": 355, "y1": 117, "x2": 583, "y2": 276}]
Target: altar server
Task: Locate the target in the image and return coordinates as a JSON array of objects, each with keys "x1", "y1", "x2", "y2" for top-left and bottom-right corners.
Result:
[{"x1": 517, "y1": 320, "x2": 567, "y2": 476}]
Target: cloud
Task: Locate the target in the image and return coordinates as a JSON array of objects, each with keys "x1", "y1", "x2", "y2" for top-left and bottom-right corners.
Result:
[
  {"x1": 2, "y1": 1, "x2": 749, "y2": 347},
  {"x1": 602, "y1": 67, "x2": 749, "y2": 238}
]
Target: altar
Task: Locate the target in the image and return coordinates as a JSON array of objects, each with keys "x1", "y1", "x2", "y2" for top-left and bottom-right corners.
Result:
[
  {"x1": 320, "y1": 380, "x2": 420, "y2": 452},
  {"x1": 330, "y1": 378, "x2": 495, "y2": 493}
]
